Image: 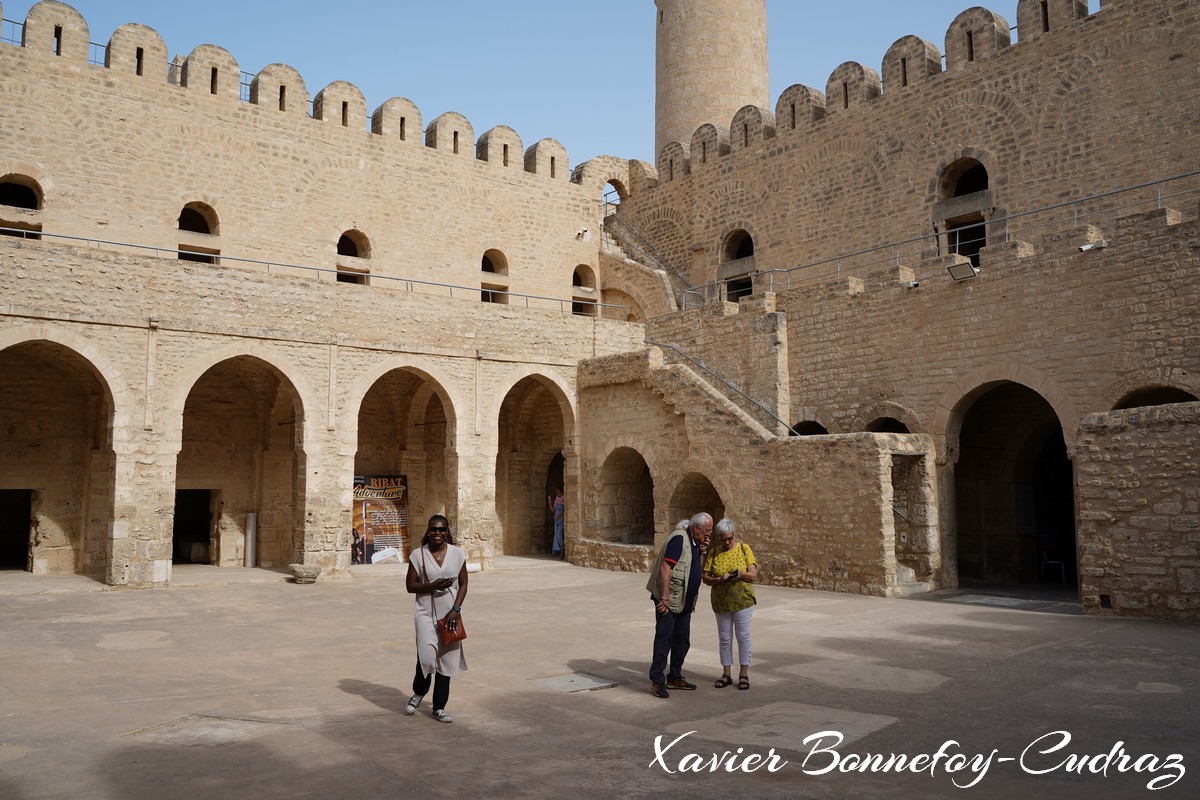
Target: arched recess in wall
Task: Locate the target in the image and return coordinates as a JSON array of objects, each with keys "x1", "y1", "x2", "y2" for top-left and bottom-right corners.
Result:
[
  {"x1": 0, "y1": 174, "x2": 44, "y2": 239},
  {"x1": 952, "y1": 381, "x2": 1077, "y2": 593},
  {"x1": 667, "y1": 472, "x2": 725, "y2": 529},
  {"x1": 355, "y1": 368, "x2": 456, "y2": 562},
  {"x1": 600, "y1": 287, "x2": 646, "y2": 324},
  {"x1": 866, "y1": 417, "x2": 911, "y2": 433},
  {"x1": 572, "y1": 264, "x2": 599, "y2": 317},
  {"x1": 595, "y1": 447, "x2": 655, "y2": 545},
  {"x1": 177, "y1": 201, "x2": 220, "y2": 264},
  {"x1": 481, "y1": 248, "x2": 509, "y2": 304},
  {"x1": 720, "y1": 228, "x2": 756, "y2": 302},
  {"x1": 496, "y1": 375, "x2": 574, "y2": 557},
  {"x1": 934, "y1": 158, "x2": 991, "y2": 268},
  {"x1": 336, "y1": 229, "x2": 371, "y2": 285},
  {"x1": 176, "y1": 356, "x2": 305, "y2": 572},
  {"x1": 1113, "y1": 386, "x2": 1198, "y2": 410},
  {"x1": 0, "y1": 341, "x2": 115, "y2": 578},
  {"x1": 790, "y1": 420, "x2": 829, "y2": 436}
]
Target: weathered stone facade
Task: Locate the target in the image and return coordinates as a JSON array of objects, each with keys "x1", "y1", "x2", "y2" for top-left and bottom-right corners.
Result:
[{"x1": 1, "y1": 0, "x2": 1197, "y2": 619}]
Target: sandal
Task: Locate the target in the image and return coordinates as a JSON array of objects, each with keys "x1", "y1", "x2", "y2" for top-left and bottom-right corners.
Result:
[
  {"x1": 714, "y1": 675, "x2": 733, "y2": 689},
  {"x1": 737, "y1": 677, "x2": 750, "y2": 690}
]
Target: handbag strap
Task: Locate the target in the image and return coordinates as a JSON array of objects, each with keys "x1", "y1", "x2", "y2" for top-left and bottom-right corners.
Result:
[{"x1": 421, "y1": 548, "x2": 441, "y2": 622}]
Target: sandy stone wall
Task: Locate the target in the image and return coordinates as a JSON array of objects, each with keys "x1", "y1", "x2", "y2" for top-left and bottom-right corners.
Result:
[
  {"x1": 624, "y1": 0, "x2": 1199, "y2": 291},
  {"x1": 1075, "y1": 403, "x2": 1200, "y2": 621}
]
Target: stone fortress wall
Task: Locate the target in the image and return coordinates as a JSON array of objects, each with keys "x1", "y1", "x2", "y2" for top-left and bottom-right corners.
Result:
[{"x1": 1, "y1": 0, "x2": 1197, "y2": 619}]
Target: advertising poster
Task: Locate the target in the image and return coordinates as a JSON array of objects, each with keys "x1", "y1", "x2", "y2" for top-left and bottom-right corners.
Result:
[{"x1": 352, "y1": 475, "x2": 408, "y2": 565}]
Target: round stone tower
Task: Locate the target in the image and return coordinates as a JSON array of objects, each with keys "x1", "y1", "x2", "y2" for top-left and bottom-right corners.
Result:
[{"x1": 654, "y1": 0, "x2": 769, "y2": 162}]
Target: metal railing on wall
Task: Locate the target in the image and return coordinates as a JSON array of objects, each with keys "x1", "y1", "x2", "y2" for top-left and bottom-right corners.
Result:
[
  {"x1": 0, "y1": 228, "x2": 628, "y2": 320},
  {"x1": 682, "y1": 170, "x2": 1200, "y2": 308}
]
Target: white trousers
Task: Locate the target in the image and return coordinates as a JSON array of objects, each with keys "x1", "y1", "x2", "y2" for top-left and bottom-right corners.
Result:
[{"x1": 715, "y1": 606, "x2": 754, "y2": 667}]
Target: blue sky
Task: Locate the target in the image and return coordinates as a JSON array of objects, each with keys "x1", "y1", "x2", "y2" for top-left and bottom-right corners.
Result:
[{"x1": 3, "y1": 1, "x2": 1099, "y2": 164}]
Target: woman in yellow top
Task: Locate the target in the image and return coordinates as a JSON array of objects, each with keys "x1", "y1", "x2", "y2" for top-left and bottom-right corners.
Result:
[{"x1": 701, "y1": 518, "x2": 758, "y2": 690}]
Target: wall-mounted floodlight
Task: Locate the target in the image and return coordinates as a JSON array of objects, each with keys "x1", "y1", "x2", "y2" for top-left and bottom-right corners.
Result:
[
  {"x1": 902, "y1": 280, "x2": 920, "y2": 289},
  {"x1": 947, "y1": 263, "x2": 980, "y2": 282},
  {"x1": 1078, "y1": 239, "x2": 1109, "y2": 252}
]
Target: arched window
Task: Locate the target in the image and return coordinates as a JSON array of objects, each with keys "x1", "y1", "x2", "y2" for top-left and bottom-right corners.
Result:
[
  {"x1": 337, "y1": 230, "x2": 370, "y2": 259},
  {"x1": 937, "y1": 159, "x2": 990, "y2": 268},
  {"x1": 572, "y1": 265, "x2": 595, "y2": 289},
  {"x1": 723, "y1": 229, "x2": 754, "y2": 262},
  {"x1": 0, "y1": 175, "x2": 44, "y2": 239},
  {"x1": 178, "y1": 202, "x2": 218, "y2": 235},
  {"x1": 790, "y1": 421, "x2": 829, "y2": 436},
  {"x1": 177, "y1": 202, "x2": 219, "y2": 264},
  {"x1": 0, "y1": 176, "x2": 42, "y2": 210},
  {"x1": 1113, "y1": 386, "x2": 1198, "y2": 410},
  {"x1": 481, "y1": 249, "x2": 508, "y2": 275},
  {"x1": 720, "y1": 229, "x2": 756, "y2": 302}
]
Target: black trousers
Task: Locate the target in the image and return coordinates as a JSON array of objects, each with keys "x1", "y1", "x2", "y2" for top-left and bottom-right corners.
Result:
[
  {"x1": 649, "y1": 601, "x2": 692, "y2": 685},
  {"x1": 412, "y1": 658, "x2": 451, "y2": 711}
]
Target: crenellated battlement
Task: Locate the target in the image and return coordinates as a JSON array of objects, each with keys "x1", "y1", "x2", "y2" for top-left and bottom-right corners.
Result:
[
  {"x1": 653, "y1": 0, "x2": 1105, "y2": 180},
  {"x1": 0, "y1": 0, "x2": 573, "y2": 178}
]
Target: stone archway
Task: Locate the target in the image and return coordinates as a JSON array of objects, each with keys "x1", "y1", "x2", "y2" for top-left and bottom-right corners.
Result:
[
  {"x1": 595, "y1": 447, "x2": 655, "y2": 545},
  {"x1": 176, "y1": 356, "x2": 305, "y2": 570},
  {"x1": 667, "y1": 472, "x2": 725, "y2": 528},
  {"x1": 496, "y1": 375, "x2": 571, "y2": 555},
  {"x1": 954, "y1": 382, "x2": 1076, "y2": 588},
  {"x1": 355, "y1": 368, "x2": 455, "y2": 559},
  {"x1": 0, "y1": 340, "x2": 114, "y2": 577}
]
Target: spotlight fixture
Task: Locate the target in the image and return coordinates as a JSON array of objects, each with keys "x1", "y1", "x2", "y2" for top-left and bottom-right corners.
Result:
[
  {"x1": 1078, "y1": 239, "x2": 1109, "y2": 252},
  {"x1": 947, "y1": 262, "x2": 980, "y2": 282}
]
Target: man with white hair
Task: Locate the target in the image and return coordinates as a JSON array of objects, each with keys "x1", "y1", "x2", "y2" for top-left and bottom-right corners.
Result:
[{"x1": 646, "y1": 512, "x2": 713, "y2": 698}]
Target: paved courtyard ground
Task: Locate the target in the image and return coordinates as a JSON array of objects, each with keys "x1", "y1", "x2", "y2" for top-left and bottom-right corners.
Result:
[{"x1": 0, "y1": 557, "x2": 1196, "y2": 799}]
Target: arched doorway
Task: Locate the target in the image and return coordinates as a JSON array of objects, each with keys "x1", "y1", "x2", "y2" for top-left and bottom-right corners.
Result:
[
  {"x1": 356, "y1": 369, "x2": 455, "y2": 560},
  {"x1": 496, "y1": 376, "x2": 571, "y2": 555},
  {"x1": 176, "y1": 357, "x2": 304, "y2": 569},
  {"x1": 954, "y1": 382, "x2": 1076, "y2": 587},
  {"x1": 0, "y1": 341, "x2": 114, "y2": 576},
  {"x1": 595, "y1": 447, "x2": 655, "y2": 545},
  {"x1": 668, "y1": 472, "x2": 725, "y2": 527},
  {"x1": 937, "y1": 158, "x2": 990, "y2": 268}
]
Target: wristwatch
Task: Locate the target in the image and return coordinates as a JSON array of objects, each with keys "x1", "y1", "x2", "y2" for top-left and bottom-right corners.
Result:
[{"x1": 451, "y1": 604, "x2": 462, "y2": 612}]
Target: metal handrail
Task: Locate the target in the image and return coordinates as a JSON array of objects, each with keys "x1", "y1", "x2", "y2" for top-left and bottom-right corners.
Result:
[
  {"x1": 682, "y1": 169, "x2": 1200, "y2": 307},
  {"x1": 645, "y1": 338, "x2": 794, "y2": 435},
  {"x1": 0, "y1": 227, "x2": 628, "y2": 319},
  {"x1": 603, "y1": 212, "x2": 693, "y2": 288}
]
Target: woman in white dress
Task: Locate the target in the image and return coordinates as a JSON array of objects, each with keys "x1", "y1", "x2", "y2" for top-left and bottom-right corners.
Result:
[{"x1": 404, "y1": 515, "x2": 468, "y2": 723}]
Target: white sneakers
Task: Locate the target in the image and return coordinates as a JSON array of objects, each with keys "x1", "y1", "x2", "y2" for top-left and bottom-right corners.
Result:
[
  {"x1": 432, "y1": 709, "x2": 453, "y2": 723},
  {"x1": 404, "y1": 694, "x2": 424, "y2": 715}
]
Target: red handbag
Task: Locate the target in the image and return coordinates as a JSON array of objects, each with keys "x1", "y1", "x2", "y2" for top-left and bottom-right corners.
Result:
[{"x1": 422, "y1": 549, "x2": 466, "y2": 645}]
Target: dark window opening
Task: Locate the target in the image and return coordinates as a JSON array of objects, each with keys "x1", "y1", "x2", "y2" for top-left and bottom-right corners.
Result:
[
  {"x1": 178, "y1": 207, "x2": 212, "y2": 234},
  {"x1": 481, "y1": 285, "x2": 508, "y2": 304},
  {"x1": 842, "y1": 81, "x2": 849, "y2": 109},
  {"x1": 341, "y1": 101, "x2": 349, "y2": 127},
  {"x1": 967, "y1": 31, "x2": 975, "y2": 62},
  {"x1": 1040, "y1": 0, "x2": 1051, "y2": 32},
  {"x1": 900, "y1": 57, "x2": 908, "y2": 87},
  {"x1": 725, "y1": 276, "x2": 753, "y2": 302},
  {"x1": 503, "y1": 144, "x2": 509, "y2": 167},
  {"x1": 948, "y1": 215, "x2": 986, "y2": 268},
  {"x1": 724, "y1": 230, "x2": 754, "y2": 262},
  {"x1": 0, "y1": 182, "x2": 40, "y2": 210},
  {"x1": 482, "y1": 255, "x2": 496, "y2": 273},
  {"x1": 0, "y1": 222, "x2": 42, "y2": 240},
  {"x1": 1113, "y1": 387, "x2": 1198, "y2": 410},
  {"x1": 337, "y1": 235, "x2": 359, "y2": 258},
  {"x1": 53, "y1": 25, "x2": 62, "y2": 56},
  {"x1": 0, "y1": 490, "x2": 32, "y2": 570},
  {"x1": 669, "y1": 160, "x2": 674, "y2": 181},
  {"x1": 400, "y1": 117, "x2": 406, "y2": 140},
  {"x1": 954, "y1": 164, "x2": 989, "y2": 196},
  {"x1": 210, "y1": 67, "x2": 218, "y2": 95},
  {"x1": 743, "y1": 124, "x2": 749, "y2": 147},
  {"x1": 178, "y1": 244, "x2": 219, "y2": 264},
  {"x1": 790, "y1": 103, "x2": 796, "y2": 128},
  {"x1": 136, "y1": 47, "x2": 145, "y2": 76},
  {"x1": 453, "y1": 131, "x2": 459, "y2": 154},
  {"x1": 572, "y1": 271, "x2": 584, "y2": 287},
  {"x1": 790, "y1": 421, "x2": 829, "y2": 436},
  {"x1": 279, "y1": 85, "x2": 287, "y2": 112},
  {"x1": 701, "y1": 141, "x2": 707, "y2": 163},
  {"x1": 550, "y1": 156, "x2": 557, "y2": 179},
  {"x1": 337, "y1": 269, "x2": 368, "y2": 285},
  {"x1": 572, "y1": 299, "x2": 598, "y2": 317},
  {"x1": 867, "y1": 417, "x2": 911, "y2": 434}
]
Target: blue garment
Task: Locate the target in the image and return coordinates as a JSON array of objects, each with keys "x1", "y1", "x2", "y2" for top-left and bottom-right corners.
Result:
[{"x1": 552, "y1": 497, "x2": 565, "y2": 554}]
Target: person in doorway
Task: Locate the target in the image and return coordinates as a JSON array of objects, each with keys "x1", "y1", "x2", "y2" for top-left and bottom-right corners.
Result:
[
  {"x1": 404, "y1": 515, "x2": 468, "y2": 723},
  {"x1": 701, "y1": 518, "x2": 758, "y2": 690},
  {"x1": 646, "y1": 512, "x2": 712, "y2": 698},
  {"x1": 548, "y1": 487, "x2": 565, "y2": 558}
]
